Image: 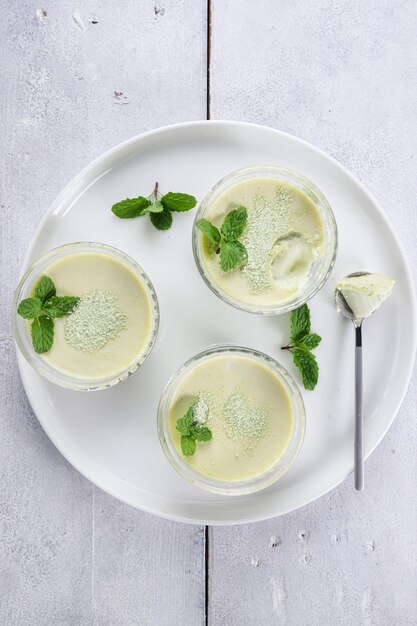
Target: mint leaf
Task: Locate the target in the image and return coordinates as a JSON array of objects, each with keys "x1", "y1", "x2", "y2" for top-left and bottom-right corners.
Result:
[
  {"x1": 221, "y1": 206, "x2": 247, "y2": 241},
  {"x1": 298, "y1": 333, "x2": 321, "y2": 350},
  {"x1": 150, "y1": 207, "x2": 173, "y2": 230},
  {"x1": 219, "y1": 240, "x2": 247, "y2": 272},
  {"x1": 161, "y1": 192, "x2": 197, "y2": 212},
  {"x1": 181, "y1": 436, "x2": 196, "y2": 456},
  {"x1": 111, "y1": 184, "x2": 198, "y2": 230},
  {"x1": 176, "y1": 408, "x2": 195, "y2": 436},
  {"x1": 192, "y1": 425, "x2": 212, "y2": 442},
  {"x1": 196, "y1": 218, "x2": 221, "y2": 248},
  {"x1": 176, "y1": 401, "x2": 212, "y2": 456},
  {"x1": 43, "y1": 296, "x2": 80, "y2": 318},
  {"x1": 34, "y1": 276, "x2": 56, "y2": 304},
  {"x1": 31, "y1": 315, "x2": 54, "y2": 354},
  {"x1": 201, "y1": 206, "x2": 248, "y2": 272},
  {"x1": 282, "y1": 304, "x2": 320, "y2": 390},
  {"x1": 293, "y1": 346, "x2": 319, "y2": 390},
  {"x1": 290, "y1": 304, "x2": 311, "y2": 342},
  {"x1": 18, "y1": 276, "x2": 79, "y2": 354},
  {"x1": 17, "y1": 297, "x2": 42, "y2": 320},
  {"x1": 111, "y1": 196, "x2": 151, "y2": 218},
  {"x1": 144, "y1": 200, "x2": 164, "y2": 214}
]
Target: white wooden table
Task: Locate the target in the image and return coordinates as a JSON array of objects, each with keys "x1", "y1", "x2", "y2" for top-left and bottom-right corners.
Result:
[{"x1": 2, "y1": 2, "x2": 417, "y2": 624}]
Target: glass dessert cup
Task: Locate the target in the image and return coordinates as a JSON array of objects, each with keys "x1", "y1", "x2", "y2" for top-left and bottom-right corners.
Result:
[
  {"x1": 193, "y1": 165, "x2": 338, "y2": 315},
  {"x1": 13, "y1": 242, "x2": 159, "y2": 391},
  {"x1": 157, "y1": 345, "x2": 306, "y2": 496}
]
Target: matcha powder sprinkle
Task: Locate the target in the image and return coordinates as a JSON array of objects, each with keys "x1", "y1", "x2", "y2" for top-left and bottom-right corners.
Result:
[
  {"x1": 224, "y1": 393, "x2": 268, "y2": 455},
  {"x1": 64, "y1": 290, "x2": 127, "y2": 352},
  {"x1": 193, "y1": 393, "x2": 210, "y2": 424},
  {"x1": 241, "y1": 187, "x2": 294, "y2": 294}
]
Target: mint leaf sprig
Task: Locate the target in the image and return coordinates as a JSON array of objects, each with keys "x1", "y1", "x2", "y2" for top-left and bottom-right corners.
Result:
[
  {"x1": 281, "y1": 303, "x2": 321, "y2": 390},
  {"x1": 17, "y1": 276, "x2": 79, "y2": 354},
  {"x1": 176, "y1": 401, "x2": 212, "y2": 456},
  {"x1": 196, "y1": 206, "x2": 248, "y2": 272},
  {"x1": 111, "y1": 181, "x2": 197, "y2": 231}
]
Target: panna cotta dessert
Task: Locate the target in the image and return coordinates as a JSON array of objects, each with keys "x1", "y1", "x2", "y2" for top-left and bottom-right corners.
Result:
[
  {"x1": 336, "y1": 273, "x2": 395, "y2": 319},
  {"x1": 158, "y1": 346, "x2": 305, "y2": 495},
  {"x1": 13, "y1": 243, "x2": 159, "y2": 390},
  {"x1": 193, "y1": 166, "x2": 337, "y2": 314}
]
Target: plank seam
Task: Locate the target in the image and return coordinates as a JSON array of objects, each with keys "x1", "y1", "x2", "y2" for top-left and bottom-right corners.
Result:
[
  {"x1": 204, "y1": 525, "x2": 209, "y2": 625},
  {"x1": 206, "y1": 0, "x2": 211, "y2": 120},
  {"x1": 205, "y1": 2, "x2": 211, "y2": 621}
]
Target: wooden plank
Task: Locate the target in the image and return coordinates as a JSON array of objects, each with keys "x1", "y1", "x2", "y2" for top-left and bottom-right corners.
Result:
[
  {"x1": 209, "y1": 0, "x2": 417, "y2": 623},
  {"x1": 93, "y1": 490, "x2": 206, "y2": 626},
  {"x1": 0, "y1": 1, "x2": 206, "y2": 624}
]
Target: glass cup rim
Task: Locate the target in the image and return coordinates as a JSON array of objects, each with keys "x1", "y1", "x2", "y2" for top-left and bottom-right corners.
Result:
[
  {"x1": 157, "y1": 343, "x2": 306, "y2": 496},
  {"x1": 12, "y1": 241, "x2": 160, "y2": 391},
  {"x1": 192, "y1": 164, "x2": 338, "y2": 315}
]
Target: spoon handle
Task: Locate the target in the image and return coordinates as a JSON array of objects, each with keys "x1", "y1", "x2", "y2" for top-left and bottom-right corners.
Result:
[{"x1": 355, "y1": 324, "x2": 364, "y2": 491}]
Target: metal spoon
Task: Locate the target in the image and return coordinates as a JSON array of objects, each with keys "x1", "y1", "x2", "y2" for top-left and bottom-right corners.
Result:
[{"x1": 335, "y1": 271, "x2": 370, "y2": 491}]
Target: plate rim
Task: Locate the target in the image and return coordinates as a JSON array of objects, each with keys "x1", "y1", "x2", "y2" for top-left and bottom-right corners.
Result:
[{"x1": 16, "y1": 120, "x2": 417, "y2": 525}]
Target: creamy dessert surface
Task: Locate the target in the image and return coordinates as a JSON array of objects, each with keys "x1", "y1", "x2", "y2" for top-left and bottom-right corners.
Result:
[
  {"x1": 336, "y1": 272, "x2": 395, "y2": 319},
  {"x1": 201, "y1": 177, "x2": 325, "y2": 306},
  {"x1": 168, "y1": 354, "x2": 294, "y2": 482},
  {"x1": 38, "y1": 252, "x2": 153, "y2": 379}
]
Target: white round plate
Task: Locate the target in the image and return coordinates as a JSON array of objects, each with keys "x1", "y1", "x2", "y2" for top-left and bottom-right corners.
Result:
[{"x1": 17, "y1": 121, "x2": 416, "y2": 525}]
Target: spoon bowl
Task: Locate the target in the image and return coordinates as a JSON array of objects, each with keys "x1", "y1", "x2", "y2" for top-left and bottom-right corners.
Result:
[{"x1": 335, "y1": 271, "x2": 371, "y2": 325}]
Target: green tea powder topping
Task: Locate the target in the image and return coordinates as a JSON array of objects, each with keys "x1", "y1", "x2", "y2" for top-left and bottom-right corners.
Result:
[
  {"x1": 224, "y1": 393, "x2": 268, "y2": 454},
  {"x1": 64, "y1": 290, "x2": 127, "y2": 352},
  {"x1": 241, "y1": 187, "x2": 294, "y2": 294},
  {"x1": 193, "y1": 393, "x2": 210, "y2": 424}
]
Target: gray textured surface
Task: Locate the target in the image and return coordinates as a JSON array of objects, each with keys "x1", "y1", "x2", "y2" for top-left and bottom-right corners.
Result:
[
  {"x1": 1, "y1": 1, "x2": 417, "y2": 624},
  {"x1": 209, "y1": 2, "x2": 417, "y2": 624},
  {"x1": 1, "y1": 2, "x2": 206, "y2": 625}
]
